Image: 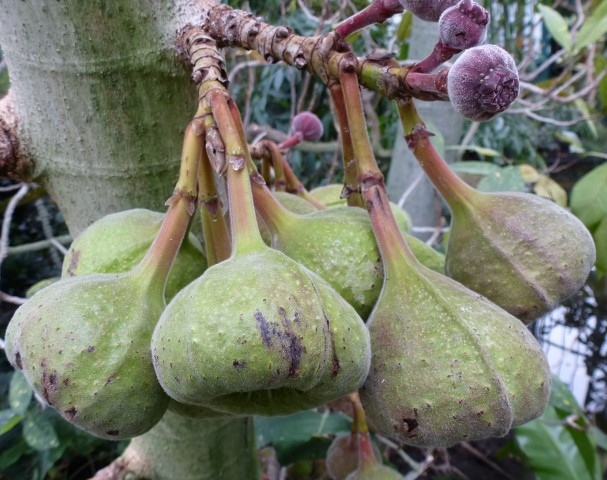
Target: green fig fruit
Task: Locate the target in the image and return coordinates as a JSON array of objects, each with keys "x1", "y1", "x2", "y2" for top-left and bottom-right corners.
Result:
[
  {"x1": 62, "y1": 209, "x2": 206, "y2": 301},
  {"x1": 167, "y1": 399, "x2": 239, "y2": 419},
  {"x1": 409, "y1": 134, "x2": 595, "y2": 322},
  {"x1": 359, "y1": 185, "x2": 551, "y2": 448},
  {"x1": 253, "y1": 184, "x2": 444, "y2": 318},
  {"x1": 310, "y1": 183, "x2": 411, "y2": 232},
  {"x1": 5, "y1": 271, "x2": 169, "y2": 440},
  {"x1": 274, "y1": 191, "x2": 319, "y2": 214},
  {"x1": 153, "y1": 104, "x2": 371, "y2": 416},
  {"x1": 446, "y1": 191, "x2": 596, "y2": 322},
  {"x1": 152, "y1": 247, "x2": 371, "y2": 416},
  {"x1": 5, "y1": 197, "x2": 195, "y2": 440}
]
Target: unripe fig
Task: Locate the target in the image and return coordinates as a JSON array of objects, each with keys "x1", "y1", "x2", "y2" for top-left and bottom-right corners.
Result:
[
  {"x1": 446, "y1": 191, "x2": 596, "y2": 322},
  {"x1": 5, "y1": 271, "x2": 170, "y2": 440},
  {"x1": 438, "y1": 0, "x2": 489, "y2": 50},
  {"x1": 447, "y1": 44, "x2": 519, "y2": 121},
  {"x1": 409, "y1": 130, "x2": 596, "y2": 322},
  {"x1": 62, "y1": 209, "x2": 206, "y2": 301},
  {"x1": 280, "y1": 112, "x2": 324, "y2": 149},
  {"x1": 309, "y1": 183, "x2": 412, "y2": 232},
  {"x1": 359, "y1": 185, "x2": 551, "y2": 447},
  {"x1": 153, "y1": 101, "x2": 370, "y2": 416},
  {"x1": 5, "y1": 197, "x2": 194, "y2": 440},
  {"x1": 152, "y1": 248, "x2": 371, "y2": 416},
  {"x1": 399, "y1": 0, "x2": 460, "y2": 21},
  {"x1": 274, "y1": 191, "x2": 319, "y2": 214},
  {"x1": 254, "y1": 185, "x2": 444, "y2": 318}
]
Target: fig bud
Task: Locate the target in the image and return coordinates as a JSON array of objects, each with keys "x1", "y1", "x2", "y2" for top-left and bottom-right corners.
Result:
[{"x1": 448, "y1": 44, "x2": 519, "y2": 121}]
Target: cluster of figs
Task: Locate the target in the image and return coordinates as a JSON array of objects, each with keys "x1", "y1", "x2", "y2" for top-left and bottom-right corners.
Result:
[{"x1": 2, "y1": 2, "x2": 598, "y2": 478}]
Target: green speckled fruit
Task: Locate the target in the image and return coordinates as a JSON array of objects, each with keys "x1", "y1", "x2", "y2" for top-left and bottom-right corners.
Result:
[
  {"x1": 446, "y1": 191, "x2": 595, "y2": 322},
  {"x1": 5, "y1": 269, "x2": 169, "y2": 440},
  {"x1": 167, "y1": 400, "x2": 238, "y2": 419},
  {"x1": 260, "y1": 203, "x2": 443, "y2": 318},
  {"x1": 62, "y1": 209, "x2": 206, "y2": 301},
  {"x1": 346, "y1": 463, "x2": 403, "y2": 480},
  {"x1": 152, "y1": 247, "x2": 371, "y2": 416},
  {"x1": 274, "y1": 191, "x2": 319, "y2": 214},
  {"x1": 309, "y1": 183, "x2": 411, "y2": 232},
  {"x1": 360, "y1": 258, "x2": 551, "y2": 447}
]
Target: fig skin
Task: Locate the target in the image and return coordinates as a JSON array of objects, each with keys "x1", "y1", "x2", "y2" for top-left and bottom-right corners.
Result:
[
  {"x1": 152, "y1": 248, "x2": 371, "y2": 416},
  {"x1": 360, "y1": 261, "x2": 551, "y2": 448},
  {"x1": 446, "y1": 191, "x2": 596, "y2": 322},
  {"x1": 62, "y1": 209, "x2": 206, "y2": 301},
  {"x1": 274, "y1": 191, "x2": 319, "y2": 214},
  {"x1": 268, "y1": 206, "x2": 444, "y2": 318},
  {"x1": 5, "y1": 272, "x2": 170, "y2": 440},
  {"x1": 309, "y1": 183, "x2": 411, "y2": 232}
]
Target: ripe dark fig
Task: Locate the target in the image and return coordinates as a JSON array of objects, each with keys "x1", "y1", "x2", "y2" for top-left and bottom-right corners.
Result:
[
  {"x1": 358, "y1": 183, "x2": 551, "y2": 447},
  {"x1": 62, "y1": 208, "x2": 206, "y2": 301},
  {"x1": 399, "y1": 0, "x2": 460, "y2": 21},
  {"x1": 5, "y1": 196, "x2": 195, "y2": 440},
  {"x1": 438, "y1": 0, "x2": 489, "y2": 50},
  {"x1": 253, "y1": 184, "x2": 444, "y2": 318},
  {"x1": 447, "y1": 44, "x2": 519, "y2": 121},
  {"x1": 152, "y1": 92, "x2": 370, "y2": 416},
  {"x1": 408, "y1": 126, "x2": 596, "y2": 322}
]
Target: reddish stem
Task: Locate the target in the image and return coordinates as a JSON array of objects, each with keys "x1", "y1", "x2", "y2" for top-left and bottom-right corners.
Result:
[
  {"x1": 280, "y1": 156, "x2": 325, "y2": 209},
  {"x1": 410, "y1": 43, "x2": 461, "y2": 73},
  {"x1": 335, "y1": 0, "x2": 404, "y2": 38}
]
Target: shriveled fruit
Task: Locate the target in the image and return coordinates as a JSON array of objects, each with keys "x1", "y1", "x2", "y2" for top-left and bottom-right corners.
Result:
[{"x1": 62, "y1": 208, "x2": 206, "y2": 301}]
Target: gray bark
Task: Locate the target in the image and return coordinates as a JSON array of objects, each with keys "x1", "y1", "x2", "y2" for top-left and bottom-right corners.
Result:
[{"x1": 386, "y1": 19, "x2": 464, "y2": 239}]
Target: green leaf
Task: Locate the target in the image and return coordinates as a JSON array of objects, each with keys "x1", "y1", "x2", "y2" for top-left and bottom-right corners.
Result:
[
  {"x1": 476, "y1": 166, "x2": 527, "y2": 193},
  {"x1": 397, "y1": 11, "x2": 413, "y2": 42},
  {"x1": 255, "y1": 410, "x2": 351, "y2": 465},
  {"x1": 450, "y1": 161, "x2": 501, "y2": 176},
  {"x1": 0, "y1": 410, "x2": 22, "y2": 435},
  {"x1": 573, "y1": 99, "x2": 597, "y2": 139},
  {"x1": 573, "y1": 0, "x2": 607, "y2": 52},
  {"x1": 0, "y1": 440, "x2": 29, "y2": 470},
  {"x1": 596, "y1": 55, "x2": 607, "y2": 114},
  {"x1": 446, "y1": 145, "x2": 502, "y2": 157},
  {"x1": 591, "y1": 217, "x2": 607, "y2": 278},
  {"x1": 9, "y1": 371, "x2": 33, "y2": 415},
  {"x1": 570, "y1": 162, "x2": 607, "y2": 230},
  {"x1": 590, "y1": 425, "x2": 607, "y2": 451},
  {"x1": 515, "y1": 377, "x2": 601, "y2": 480},
  {"x1": 22, "y1": 413, "x2": 60, "y2": 451},
  {"x1": 538, "y1": 5, "x2": 572, "y2": 51}
]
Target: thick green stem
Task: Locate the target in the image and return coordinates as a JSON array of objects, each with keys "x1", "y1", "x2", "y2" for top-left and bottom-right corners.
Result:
[
  {"x1": 397, "y1": 101, "x2": 477, "y2": 210},
  {"x1": 329, "y1": 82, "x2": 364, "y2": 207},
  {"x1": 210, "y1": 91, "x2": 266, "y2": 256}
]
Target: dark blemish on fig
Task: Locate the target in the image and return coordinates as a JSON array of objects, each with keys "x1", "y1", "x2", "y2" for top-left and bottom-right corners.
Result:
[
  {"x1": 277, "y1": 307, "x2": 303, "y2": 377},
  {"x1": 15, "y1": 352, "x2": 23, "y2": 369},
  {"x1": 106, "y1": 375, "x2": 117, "y2": 385},
  {"x1": 254, "y1": 310, "x2": 272, "y2": 347},
  {"x1": 64, "y1": 406, "x2": 77, "y2": 419},
  {"x1": 294, "y1": 312, "x2": 301, "y2": 324},
  {"x1": 476, "y1": 410, "x2": 485, "y2": 416},
  {"x1": 106, "y1": 430, "x2": 119, "y2": 436},
  {"x1": 403, "y1": 418, "x2": 419, "y2": 432},
  {"x1": 67, "y1": 249, "x2": 80, "y2": 276},
  {"x1": 63, "y1": 378, "x2": 70, "y2": 386},
  {"x1": 41, "y1": 368, "x2": 58, "y2": 406},
  {"x1": 87, "y1": 346, "x2": 96, "y2": 353},
  {"x1": 233, "y1": 360, "x2": 246, "y2": 369}
]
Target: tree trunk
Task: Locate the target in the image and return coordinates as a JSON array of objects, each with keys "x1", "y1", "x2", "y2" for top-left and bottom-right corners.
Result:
[
  {"x1": 386, "y1": 18, "x2": 464, "y2": 240},
  {"x1": 0, "y1": 1, "x2": 259, "y2": 478}
]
